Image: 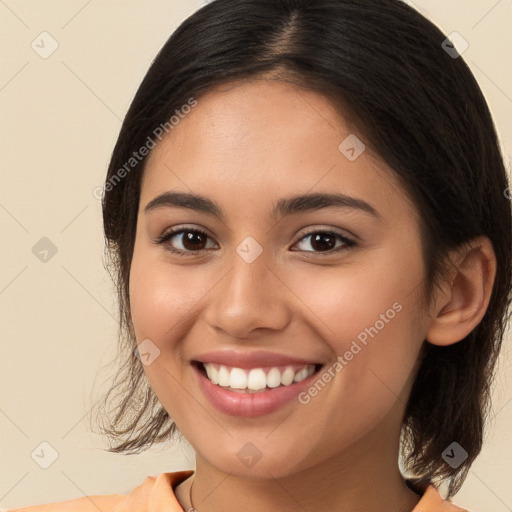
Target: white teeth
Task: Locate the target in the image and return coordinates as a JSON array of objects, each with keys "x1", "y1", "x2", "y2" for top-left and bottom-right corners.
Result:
[
  {"x1": 266, "y1": 367, "x2": 282, "y2": 388},
  {"x1": 229, "y1": 368, "x2": 247, "y2": 389},
  {"x1": 218, "y1": 365, "x2": 230, "y2": 386},
  {"x1": 293, "y1": 367, "x2": 309, "y2": 382},
  {"x1": 280, "y1": 367, "x2": 295, "y2": 386},
  {"x1": 293, "y1": 365, "x2": 316, "y2": 382},
  {"x1": 202, "y1": 363, "x2": 317, "y2": 391},
  {"x1": 204, "y1": 364, "x2": 219, "y2": 384},
  {"x1": 247, "y1": 368, "x2": 267, "y2": 390}
]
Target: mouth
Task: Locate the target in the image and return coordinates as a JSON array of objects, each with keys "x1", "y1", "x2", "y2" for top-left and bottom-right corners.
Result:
[
  {"x1": 192, "y1": 361, "x2": 323, "y2": 393},
  {"x1": 192, "y1": 358, "x2": 326, "y2": 417}
]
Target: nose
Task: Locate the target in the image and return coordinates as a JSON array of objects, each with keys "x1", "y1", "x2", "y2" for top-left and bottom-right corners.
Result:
[{"x1": 203, "y1": 245, "x2": 292, "y2": 339}]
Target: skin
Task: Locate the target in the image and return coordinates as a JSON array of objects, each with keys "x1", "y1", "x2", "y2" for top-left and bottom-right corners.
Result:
[{"x1": 129, "y1": 79, "x2": 497, "y2": 511}]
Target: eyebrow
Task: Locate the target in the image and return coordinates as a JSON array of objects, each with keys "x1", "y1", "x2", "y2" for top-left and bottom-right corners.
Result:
[{"x1": 144, "y1": 191, "x2": 382, "y2": 221}]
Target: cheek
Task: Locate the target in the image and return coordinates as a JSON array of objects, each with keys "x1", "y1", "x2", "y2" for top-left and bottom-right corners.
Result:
[
  {"x1": 286, "y1": 254, "x2": 423, "y2": 351},
  {"x1": 128, "y1": 253, "x2": 200, "y2": 419},
  {"x1": 130, "y1": 269, "x2": 182, "y2": 338},
  {"x1": 128, "y1": 250, "x2": 222, "y2": 397},
  {"x1": 284, "y1": 250, "x2": 425, "y2": 408},
  {"x1": 129, "y1": 249, "x2": 205, "y2": 344}
]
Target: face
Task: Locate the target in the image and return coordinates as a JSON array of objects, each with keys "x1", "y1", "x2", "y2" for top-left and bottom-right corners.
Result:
[{"x1": 129, "y1": 79, "x2": 431, "y2": 479}]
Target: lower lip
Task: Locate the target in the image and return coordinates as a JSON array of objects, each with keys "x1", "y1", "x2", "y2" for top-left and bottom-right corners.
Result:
[{"x1": 193, "y1": 363, "x2": 321, "y2": 417}]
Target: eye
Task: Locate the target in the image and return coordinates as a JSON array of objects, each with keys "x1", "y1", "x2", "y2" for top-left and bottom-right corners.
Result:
[
  {"x1": 153, "y1": 227, "x2": 217, "y2": 256},
  {"x1": 291, "y1": 229, "x2": 356, "y2": 255},
  {"x1": 153, "y1": 226, "x2": 357, "y2": 257}
]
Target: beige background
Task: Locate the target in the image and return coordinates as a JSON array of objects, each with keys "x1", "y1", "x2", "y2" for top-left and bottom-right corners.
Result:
[{"x1": 1, "y1": 0, "x2": 511, "y2": 510}]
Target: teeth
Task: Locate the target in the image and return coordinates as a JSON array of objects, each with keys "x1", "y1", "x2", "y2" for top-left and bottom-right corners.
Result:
[
  {"x1": 218, "y1": 365, "x2": 230, "y2": 386},
  {"x1": 266, "y1": 367, "x2": 282, "y2": 388},
  {"x1": 247, "y1": 368, "x2": 267, "y2": 390},
  {"x1": 202, "y1": 363, "x2": 317, "y2": 391},
  {"x1": 293, "y1": 367, "x2": 309, "y2": 382},
  {"x1": 204, "y1": 364, "x2": 219, "y2": 384},
  {"x1": 281, "y1": 367, "x2": 295, "y2": 386},
  {"x1": 229, "y1": 368, "x2": 247, "y2": 389}
]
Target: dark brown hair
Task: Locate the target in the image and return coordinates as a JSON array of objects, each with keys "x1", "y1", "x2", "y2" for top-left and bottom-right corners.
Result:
[{"x1": 90, "y1": 0, "x2": 512, "y2": 498}]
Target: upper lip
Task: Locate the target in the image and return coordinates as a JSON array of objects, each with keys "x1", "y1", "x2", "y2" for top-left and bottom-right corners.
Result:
[{"x1": 193, "y1": 349, "x2": 322, "y2": 369}]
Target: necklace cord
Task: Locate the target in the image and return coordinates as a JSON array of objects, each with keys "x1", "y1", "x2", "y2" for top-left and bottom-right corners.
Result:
[{"x1": 188, "y1": 478, "x2": 196, "y2": 512}]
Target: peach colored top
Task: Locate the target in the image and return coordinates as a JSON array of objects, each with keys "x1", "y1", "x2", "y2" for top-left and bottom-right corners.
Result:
[{"x1": 2, "y1": 470, "x2": 470, "y2": 511}]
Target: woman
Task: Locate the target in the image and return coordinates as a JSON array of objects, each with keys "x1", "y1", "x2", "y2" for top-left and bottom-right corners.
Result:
[{"x1": 7, "y1": 0, "x2": 511, "y2": 510}]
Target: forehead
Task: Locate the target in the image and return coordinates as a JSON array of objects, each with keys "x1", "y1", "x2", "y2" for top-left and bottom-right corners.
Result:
[{"x1": 140, "y1": 79, "x2": 417, "y2": 223}]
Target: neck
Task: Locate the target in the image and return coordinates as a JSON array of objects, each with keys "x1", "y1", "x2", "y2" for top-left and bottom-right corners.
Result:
[{"x1": 177, "y1": 430, "x2": 421, "y2": 512}]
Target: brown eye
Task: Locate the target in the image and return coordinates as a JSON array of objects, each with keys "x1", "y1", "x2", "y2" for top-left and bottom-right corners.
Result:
[
  {"x1": 155, "y1": 228, "x2": 217, "y2": 256},
  {"x1": 292, "y1": 230, "x2": 356, "y2": 255},
  {"x1": 179, "y1": 230, "x2": 208, "y2": 251}
]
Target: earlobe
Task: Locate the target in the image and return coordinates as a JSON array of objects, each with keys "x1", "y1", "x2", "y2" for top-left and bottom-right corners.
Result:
[{"x1": 425, "y1": 236, "x2": 497, "y2": 347}]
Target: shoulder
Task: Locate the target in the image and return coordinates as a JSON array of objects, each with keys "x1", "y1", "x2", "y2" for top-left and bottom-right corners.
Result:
[
  {"x1": 1, "y1": 493, "x2": 125, "y2": 512},
  {"x1": 2, "y1": 470, "x2": 194, "y2": 512},
  {"x1": 413, "y1": 485, "x2": 472, "y2": 512}
]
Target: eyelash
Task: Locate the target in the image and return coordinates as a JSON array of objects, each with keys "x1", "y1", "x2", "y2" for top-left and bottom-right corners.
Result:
[{"x1": 153, "y1": 226, "x2": 357, "y2": 257}]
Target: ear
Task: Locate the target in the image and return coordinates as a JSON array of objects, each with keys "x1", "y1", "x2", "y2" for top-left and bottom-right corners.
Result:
[{"x1": 425, "y1": 236, "x2": 497, "y2": 346}]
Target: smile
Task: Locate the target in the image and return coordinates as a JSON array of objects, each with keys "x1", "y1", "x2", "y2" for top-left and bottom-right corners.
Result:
[
  {"x1": 192, "y1": 358, "x2": 324, "y2": 417},
  {"x1": 199, "y1": 362, "x2": 318, "y2": 393}
]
